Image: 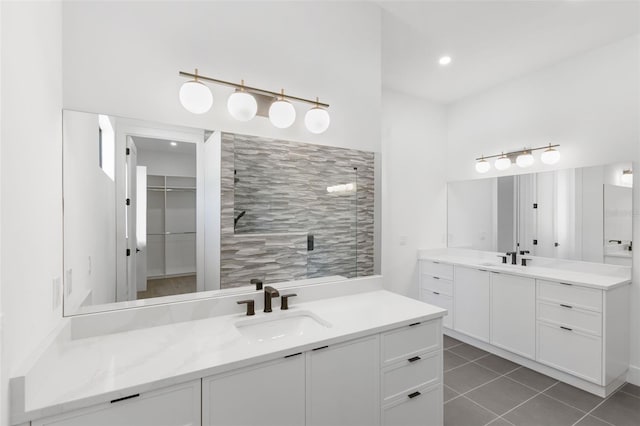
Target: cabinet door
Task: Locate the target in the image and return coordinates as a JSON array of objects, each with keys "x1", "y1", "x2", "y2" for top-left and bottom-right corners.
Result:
[
  {"x1": 382, "y1": 383, "x2": 442, "y2": 426},
  {"x1": 454, "y1": 267, "x2": 490, "y2": 341},
  {"x1": 33, "y1": 381, "x2": 201, "y2": 426},
  {"x1": 307, "y1": 335, "x2": 380, "y2": 426},
  {"x1": 491, "y1": 273, "x2": 536, "y2": 358},
  {"x1": 203, "y1": 354, "x2": 305, "y2": 426}
]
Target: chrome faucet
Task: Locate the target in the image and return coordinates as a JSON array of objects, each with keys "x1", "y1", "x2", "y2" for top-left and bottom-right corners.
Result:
[{"x1": 264, "y1": 286, "x2": 280, "y2": 313}]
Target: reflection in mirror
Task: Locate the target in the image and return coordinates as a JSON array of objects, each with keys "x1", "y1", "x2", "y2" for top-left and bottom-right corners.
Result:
[
  {"x1": 447, "y1": 162, "x2": 633, "y2": 265},
  {"x1": 63, "y1": 110, "x2": 377, "y2": 315}
]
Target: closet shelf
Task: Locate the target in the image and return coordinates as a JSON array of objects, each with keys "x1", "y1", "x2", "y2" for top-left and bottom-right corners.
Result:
[{"x1": 148, "y1": 232, "x2": 196, "y2": 236}]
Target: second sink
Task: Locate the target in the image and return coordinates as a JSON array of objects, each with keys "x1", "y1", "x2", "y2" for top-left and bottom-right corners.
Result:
[{"x1": 235, "y1": 310, "x2": 332, "y2": 343}]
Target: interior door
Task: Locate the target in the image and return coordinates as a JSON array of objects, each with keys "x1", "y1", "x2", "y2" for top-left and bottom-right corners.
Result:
[
  {"x1": 136, "y1": 165, "x2": 148, "y2": 292},
  {"x1": 125, "y1": 136, "x2": 138, "y2": 301}
]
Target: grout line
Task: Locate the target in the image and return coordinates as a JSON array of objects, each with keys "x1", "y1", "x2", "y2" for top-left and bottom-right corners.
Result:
[
  {"x1": 502, "y1": 373, "x2": 558, "y2": 394},
  {"x1": 494, "y1": 381, "x2": 560, "y2": 422},
  {"x1": 570, "y1": 389, "x2": 618, "y2": 426},
  {"x1": 444, "y1": 359, "x2": 473, "y2": 373},
  {"x1": 619, "y1": 389, "x2": 640, "y2": 400}
]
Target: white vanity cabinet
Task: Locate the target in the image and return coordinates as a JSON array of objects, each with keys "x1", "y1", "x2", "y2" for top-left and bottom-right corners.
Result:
[
  {"x1": 307, "y1": 336, "x2": 380, "y2": 426},
  {"x1": 490, "y1": 273, "x2": 536, "y2": 359},
  {"x1": 419, "y1": 261, "x2": 454, "y2": 329},
  {"x1": 453, "y1": 266, "x2": 490, "y2": 342},
  {"x1": 203, "y1": 354, "x2": 305, "y2": 426},
  {"x1": 32, "y1": 381, "x2": 201, "y2": 426}
]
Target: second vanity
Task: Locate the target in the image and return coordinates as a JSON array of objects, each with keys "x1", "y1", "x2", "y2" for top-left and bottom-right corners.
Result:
[
  {"x1": 419, "y1": 248, "x2": 631, "y2": 397},
  {"x1": 10, "y1": 278, "x2": 446, "y2": 426}
]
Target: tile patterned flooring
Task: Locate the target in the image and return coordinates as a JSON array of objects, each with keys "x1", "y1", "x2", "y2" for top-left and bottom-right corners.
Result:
[{"x1": 443, "y1": 335, "x2": 640, "y2": 426}]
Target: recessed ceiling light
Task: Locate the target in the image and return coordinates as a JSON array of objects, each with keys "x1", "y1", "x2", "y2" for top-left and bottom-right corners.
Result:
[
  {"x1": 170, "y1": 141, "x2": 177, "y2": 146},
  {"x1": 439, "y1": 56, "x2": 452, "y2": 66}
]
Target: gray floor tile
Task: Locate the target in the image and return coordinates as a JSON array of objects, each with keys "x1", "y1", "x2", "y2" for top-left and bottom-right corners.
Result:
[
  {"x1": 543, "y1": 382, "x2": 604, "y2": 412},
  {"x1": 506, "y1": 367, "x2": 557, "y2": 392},
  {"x1": 590, "y1": 391, "x2": 640, "y2": 426},
  {"x1": 449, "y1": 342, "x2": 490, "y2": 361},
  {"x1": 574, "y1": 415, "x2": 612, "y2": 426},
  {"x1": 445, "y1": 350, "x2": 469, "y2": 371},
  {"x1": 444, "y1": 334, "x2": 463, "y2": 349},
  {"x1": 444, "y1": 396, "x2": 497, "y2": 426},
  {"x1": 445, "y1": 362, "x2": 500, "y2": 393},
  {"x1": 444, "y1": 385, "x2": 459, "y2": 402},
  {"x1": 466, "y1": 377, "x2": 537, "y2": 416},
  {"x1": 503, "y1": 393, "x2": 584, "y2": 426},
  {"x1": 487, "y1": 418, "x2": 515, "y2": 426},
  {"x1": 475, "y1": 354, "x2": 521, "y2": 375},
  {"x1": 620, "y1": 382, "x2": 640, "y2": 398}
]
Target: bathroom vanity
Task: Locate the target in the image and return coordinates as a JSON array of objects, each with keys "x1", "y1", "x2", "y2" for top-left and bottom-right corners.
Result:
[
  {"x1": 10, "y1": 279, "x2": 446, "y2": 426},
  {"x1": 419, "y1": 248, "x2": 631, "y2": 397}
]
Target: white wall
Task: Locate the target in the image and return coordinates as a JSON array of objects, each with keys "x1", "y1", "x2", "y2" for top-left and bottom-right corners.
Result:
[
  {"x1": 445, "y1": 35, "x2": 640, "y2": 384},
  {"x1": 137, "y1": 150, "x2": 196, "y2": 178},
  {"x1": 381, "y1": 89, "x2": 447, "y2": 299},
  {"x1": 0, "y1": 2, "x2": 63, "y2": 425},
  {"x1": 62, "y1": 1, "x2": 381, "y2": 153}
]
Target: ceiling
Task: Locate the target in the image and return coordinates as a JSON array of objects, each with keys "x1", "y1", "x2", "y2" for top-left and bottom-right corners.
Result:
[
  {"x1": 132, "y1": 136, "x2": 196, "y2": 156},
  {"x1": 381, "y1": 0, "x2": 640, "y2": 104}
]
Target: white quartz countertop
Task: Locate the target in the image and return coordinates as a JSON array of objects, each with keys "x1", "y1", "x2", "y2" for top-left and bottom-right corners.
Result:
[
  {"x1": 418, "y1": 249, "x2": 631, "y2": 290},
  {"x1": 15, "y1": 290, "x2": 445, "y2": 422}
]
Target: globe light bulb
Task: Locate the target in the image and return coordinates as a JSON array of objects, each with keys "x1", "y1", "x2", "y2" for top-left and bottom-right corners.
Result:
[
  {"x1": 227, "y1": 91, "x2": 257, "y2": 121},
  {"x1": 540, "y1": 145, "x2": 560, "y2": 165},
  {"x1": 305, "y1": 107, "x2": 331, "y2": 134},
  {"x1": 516, "y1": 151, "x2": 534, "y2": 168},
  {"x1": 475, "y1": 159, "x2": 490, "y2": 173},
  {"x1": 269, "y1": 99, "x2": 296, "y2": 129},
  {"x1": 179, "y1": 80, "x2": 212, "y2": 114},
  {"x1": 494, "y1": 154, "x2": 512, "y2": 171}
]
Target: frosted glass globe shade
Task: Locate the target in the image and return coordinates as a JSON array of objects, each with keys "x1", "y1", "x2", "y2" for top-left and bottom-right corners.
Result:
[
  {"x1": 621, "y1": 171, "x2": 633, "y2": 186},
  {"x1": 227, "y1": 91, "x2": 257, "y2": 122},
  {"x1": 516, "y1": 152, "x2": 534, "y2": 168},
  {"x1": 541, "y1": 147, "x2": 560, "y2": 165},
  {"x1": 305, "y1": 107, "x2": 331, "y2": 134},
  {"x1": 495, "y1": 156, "x2": 511, "y2": 171},
  {"x1": 475, "y1": 159, "x2": 490, "y2": 173},
  {"x1": 179, "y1": 80, "x2": 213, "y2": 114},
  {"x1": 269, "y1": 100, "x2": 296, "y2": 128}
]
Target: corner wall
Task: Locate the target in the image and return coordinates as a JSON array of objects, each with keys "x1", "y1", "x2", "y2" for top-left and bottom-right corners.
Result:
[
  {"x1": 445, "y1": 35, "x2": 640, "y2": 384},
  {"x1": 0, "y1": 2, "x2": 64, "y2": 425},
  {"x1": 381, "y1": 89, "x2": 448, "y2": 298}
]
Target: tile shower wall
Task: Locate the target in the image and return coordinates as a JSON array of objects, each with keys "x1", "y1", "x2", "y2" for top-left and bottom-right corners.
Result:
[{"x1": 220, "y1": 133, "x2": 375, "y2": 289}]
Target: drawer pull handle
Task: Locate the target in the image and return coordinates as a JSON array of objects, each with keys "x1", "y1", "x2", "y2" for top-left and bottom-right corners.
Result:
[
  {"x1": 408, "y1": 391, "x2": 422, "y2": 399},
  {"x1": 433, "y1": 276, "x2": 440, "y2": 280},
  {"x1": 284, "y1": 352, "x2": 302, "y2": 358},
  {"x1": 559, "y1": 282, "x2": 573, "y2": 286},
  {"x1": 111, "y1": 394, "x2": 140, "y2": 404},
  {"x1": 560, "y1": 304, "x2": 573, "y2": 309},
  {"x1": 409, "y1": 322, "x2": 421, "y2": 327},
  {"x1": 312, "y1": 345, "x2": 329, "y2": 351},
  {"x1": 433, "y1": 261, "x2": 440, "y2": 264},
  {"x1": 478, "y1": 269, "x2": 488, "y2": 272},
  {"x1": 560, "y1": 326, "x2": 573, "y2": 331},
  {"x1": 408, "y1": 356, "x2": 421, "y2": 363},
  {"x1": 432, "y1": 291, "x2": 440, "y2": 295}
]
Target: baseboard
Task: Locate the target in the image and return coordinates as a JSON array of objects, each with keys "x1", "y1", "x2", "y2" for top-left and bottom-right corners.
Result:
[{"x1": 627, "y1": 364, "x2": 640, "y2": 386}]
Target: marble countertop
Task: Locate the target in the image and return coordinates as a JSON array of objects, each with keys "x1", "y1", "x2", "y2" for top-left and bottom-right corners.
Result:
[
  {"x1": 418, "y1": 249, "x2": 631, "y2": 290},
  {"x1": 13, "y1": 290, "x2": 445, "y2": 423}
]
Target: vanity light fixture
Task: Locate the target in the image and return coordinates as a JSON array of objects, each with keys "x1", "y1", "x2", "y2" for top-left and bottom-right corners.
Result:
[
  {"x1": 227, "y1": 80, "x2": 258, "y2": 122},
  {"x1": 474, "y1": 143, "x2": 561, "y2": 173},
  {"x1": 494, "y1": 153, "x2": 512, "y2": 171},
  {"x1": 178, "y1": 69, "x2": 330, "y2": 134},
  {"x1": 269, "y1": 89, "x2": 296, "y2": 129},
  {"x1": 621, "y1": 169, "x2": 633, "y2": 186},
  {"x1": 178, "y1": 69, "x2": 213, "y2": 114}
]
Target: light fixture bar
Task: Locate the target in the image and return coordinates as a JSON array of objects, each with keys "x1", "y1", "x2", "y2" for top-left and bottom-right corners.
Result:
[
  {"x1": 179, "y1": 70, "x2": 329, "y2": 108},
  {"x1": 475, "y1": 143, "x2": 560, "y2": 161}
]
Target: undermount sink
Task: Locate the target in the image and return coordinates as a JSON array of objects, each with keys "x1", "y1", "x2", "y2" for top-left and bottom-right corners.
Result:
[
  {"x1": 478, "y1": 262, "x2": 521, "y2": 268},
  {"x1": 235, "y1": 310, "x2": 332, "y2": 343}
]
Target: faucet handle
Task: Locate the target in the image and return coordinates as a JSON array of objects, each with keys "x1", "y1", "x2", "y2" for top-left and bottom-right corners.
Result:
[
  {"x1": 237, "y1": 299, "x2": 255, "y2": 316},
  {"x1": 496, "y1": 254, "x2": 508, "y2": 264},
  {"x1": 250, "y1": 279, "x2": 263, "y2": 290},
  {"x1": 281, "y1": 294, "x2": 297, "y2": 310},
  {"x1": 519, "y1": 250, "x2": 530, "y2": 255}
]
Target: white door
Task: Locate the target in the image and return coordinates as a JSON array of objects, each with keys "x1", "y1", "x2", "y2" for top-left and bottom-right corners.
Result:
[
  {"x1": 454, "y1": 266, "x2": 491, "y2": 342},
  {"x1": 136, "y1": 166, "x2": 148, "y2": 292},
  {"x1": 306, "y1": 336, "x2": 380, "y2": 426},
  {"x1": 203, "y1": 354, "x2": 305, "y2": 426},
  {"x1": 125, "y1": 136, "x2": 138, "y2": 300},
  {"x1": 491, "y1": 273, "x2": 536, "y2": 358}
]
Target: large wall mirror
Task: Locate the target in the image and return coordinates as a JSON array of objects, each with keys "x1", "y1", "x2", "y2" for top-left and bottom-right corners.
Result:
[
  {"x1": 448, "y1": 163, "x2": 633, "y2": 267},
  {"x1": 63, "y1": 110, "x2": 379, "y2": 315}
]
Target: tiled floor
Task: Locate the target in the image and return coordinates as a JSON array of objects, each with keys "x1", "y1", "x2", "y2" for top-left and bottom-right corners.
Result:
[{"x1": 443, "y1": 335, "x2": 640, "y2": 426}]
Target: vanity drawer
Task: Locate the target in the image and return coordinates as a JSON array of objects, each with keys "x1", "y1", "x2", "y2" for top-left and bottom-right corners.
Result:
[
  {"x1": 382, "y1": 351, "x2": 441, "y2": 401},
  {"x1": 537, "y1": 301, "x2": 602, "y2": 336},
  {"x1": 537, "y1": 321, "x2": 602, "y2": 384},
  {"x1": 382, "y1": 383, "x2": 442, "y2": 426},
  {"x1": 537, "y1": 280, "x2": 602, "y2": 312},
  {"x1": 420, "y1": 260, "x2": 453, "y2": 280},
  {"x1": 421, "y1": 275, "x2": 453, "y2": 296},
  {"x1": 381, "y1": 320, "x2": 440, "y2": 365},
  {"x1": 421, "y1": 292, "x2": 452, "y2": 329}
]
